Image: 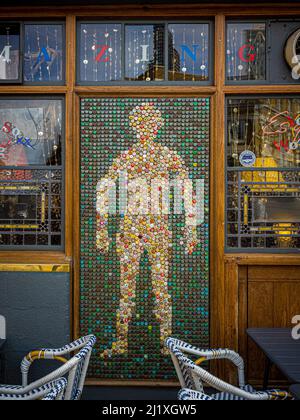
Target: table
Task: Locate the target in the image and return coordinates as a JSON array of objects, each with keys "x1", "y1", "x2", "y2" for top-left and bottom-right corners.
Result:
[
  {"x1": 0, "y1": 339, "x2": 6, "y2": 383},
  {"x1": 247, "y1": 328, "x2": 300, "y2": 389},
  {"x1": 290, "y1": 385, "x2": 300, "y2": 400}
]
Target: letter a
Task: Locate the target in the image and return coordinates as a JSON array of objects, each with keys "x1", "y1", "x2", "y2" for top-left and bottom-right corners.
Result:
[
  {"x1": 37, "y1": 47, "x2": 52, "y2": 63},
  {"x1": 0, "y1": 45, "x2": 12, "y2": 63}
]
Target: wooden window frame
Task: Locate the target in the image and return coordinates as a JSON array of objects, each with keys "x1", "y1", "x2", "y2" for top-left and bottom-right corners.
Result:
[{"x1": 0, "y1": 3, "x2": 299, "y2": 386}]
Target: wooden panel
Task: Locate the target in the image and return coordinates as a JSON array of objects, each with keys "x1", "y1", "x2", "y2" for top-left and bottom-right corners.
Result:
[
  {"x1": 210, "y1": 13, "x2": 226, "y2": 380},
  {"x1": 238, "y1": 266, "x2": 248, "y2": 377},
  {"x1": 1, "y1": 4, "x2": 300, "y2": 19},
  {"x1": 241, "y1": 266, "x2": 300, "y2": 384},
  {"x1": 249, "y1": 266, "x2": 300, "y2": 281},
  {"x1": 248, "y1": 281, "x2": 274, "y2": 381},
  {"x1": 226, "y1": 254, "x2": 300, "y2": 266},
  {"x1": 274, "y1": 282, "x2": 300, "y2": 327}
]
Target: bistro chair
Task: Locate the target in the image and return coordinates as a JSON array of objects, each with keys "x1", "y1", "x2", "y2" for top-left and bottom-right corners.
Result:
[
  {"x1": 166, "y1": 337, "x2": 292, "y2": 401},
  {"x1": 0, "y1": 315, "x2": 6, "y2": 383},
  {"x1": 0, "y1": 315, "x2": 5, "y2": 341},
  {"x1": 0, "y1": 377, "x2": 67, "y2": 400},
  {"x1": 0, "y1": 334, "x2": 96, "y2": 401}
]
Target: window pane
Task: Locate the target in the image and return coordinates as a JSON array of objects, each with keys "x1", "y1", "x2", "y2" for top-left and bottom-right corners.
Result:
[
  {"x1": 0, "y1": 23, "x2": 20, "y2": 82},
  {"x1": 125, "y1": 24, "x2": 165, "y2": 81},
  {"x1": 0, "y1": 99, "x2": 63, "y2": 249},
  {"x1": 0, "y1": 168, "x2": 63, "y2": 248},
  {"x1": 226, "y1": 23, "x2": 266, "y2": 82},
  {"x1": 0, "y1": 99, "x2": 62, "y2": 166},
  {"x1": 226, "y1": 97, "x2": 300, "y2": 251},
  {"x1": 168, "y1": 23, "x2": 209, "y2": 81},
  {"x1": 24, "y1": 24, "x2": 64, "y2": 83},
  {"x1": 79, "y1": 23, "x2": 122, "y2": 83}
]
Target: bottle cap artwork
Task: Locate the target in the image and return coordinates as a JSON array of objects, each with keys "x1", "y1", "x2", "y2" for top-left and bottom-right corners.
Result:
[{"x1": 80, "y1": 97, "x2": 210, "y2": 381}]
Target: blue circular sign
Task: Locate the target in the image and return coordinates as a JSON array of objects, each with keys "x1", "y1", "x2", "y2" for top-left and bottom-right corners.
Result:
[{"x1": 239, "y1": 150, "x2": 256, "y2": 167}]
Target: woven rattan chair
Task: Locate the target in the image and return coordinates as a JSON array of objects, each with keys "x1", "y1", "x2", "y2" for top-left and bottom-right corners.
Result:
[
  {"x1": 0, "y1": 377, "x2": 67, "y2": 400},
  {"x1": 166, "y1": 337, "x2": 292, "y2": 401},
  {"x1": 0, "y1": 335, "x2": 96, "y2": 401}
]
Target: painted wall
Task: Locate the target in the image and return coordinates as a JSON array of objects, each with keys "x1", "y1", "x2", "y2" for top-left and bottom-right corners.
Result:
[{"x1": 0, "y1": 271, "x2": 70, "y2": 385}]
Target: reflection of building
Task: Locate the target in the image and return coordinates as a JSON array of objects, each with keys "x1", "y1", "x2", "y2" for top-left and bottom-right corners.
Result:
[
  {"x1": 135, "y1": 25, "x2": 165, "y2": 81},
  {"x1": 0, "y1": 50, "x2": 19, "y2": 80},
  {"x1": 137, "y1": 26, "x2": 204, "y2": 81}
]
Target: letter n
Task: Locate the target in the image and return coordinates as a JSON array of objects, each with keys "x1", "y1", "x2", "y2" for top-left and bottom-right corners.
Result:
[{"x1": 180, "y1": 44, "x2": 199, "y2": 63}]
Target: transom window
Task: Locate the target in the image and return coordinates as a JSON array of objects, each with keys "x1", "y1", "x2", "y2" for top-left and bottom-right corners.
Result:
[{"x1": 77, "y1": 21, "x2": 213, "y2": 84}]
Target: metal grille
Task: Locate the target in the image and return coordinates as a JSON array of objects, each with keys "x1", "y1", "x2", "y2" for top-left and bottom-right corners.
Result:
[{"x1": 226, "y1": 168, "x2": 300, "y2": 251}]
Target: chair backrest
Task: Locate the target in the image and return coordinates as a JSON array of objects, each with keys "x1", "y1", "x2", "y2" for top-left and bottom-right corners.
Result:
[
  {"x1": 0, "y1": 378, "x2": 67, "y2": 401},
  {"x1": 165, "y1": 337, "x2": 207, "y2": 391},
  {"x1": 0, "y1": 315, "x2": 6, "y2": 340},
  {"x1": 42, "y1": 378, "x2": 68, "y2": 401},
  {"x1": 178, "y1": 388, "x2": 214, "y2": 401},
  {"x1": 21, "y1": 335, "x2": 96, "y2": 400}
]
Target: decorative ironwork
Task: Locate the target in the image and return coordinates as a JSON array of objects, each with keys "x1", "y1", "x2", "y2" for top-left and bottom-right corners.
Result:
[
  {"x1": 0, "y1": 98, "x2": 63, "y2": 249},
  {"x1": 226, "y1": 97, "x2": 300, "y2": 251}
]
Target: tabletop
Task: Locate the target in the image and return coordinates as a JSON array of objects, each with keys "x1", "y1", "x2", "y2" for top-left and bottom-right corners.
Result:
[
  {"x1": 0, "y1": 340, "x2": 5, "y2": 350},
  {"x1": 247, "y1": 328, "x2": 300, "y2": 384},
  {"x1": 290, "y1": 385, "x2": 300, "y2": 400}
]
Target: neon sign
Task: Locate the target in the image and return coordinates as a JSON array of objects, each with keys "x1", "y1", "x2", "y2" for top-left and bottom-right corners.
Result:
[
  {"x1": 1, "y1": 121, "x2": 35, "y2": 151},
  {"x1": 262, "y1": 111, "x2": 300, "y2": 152}
]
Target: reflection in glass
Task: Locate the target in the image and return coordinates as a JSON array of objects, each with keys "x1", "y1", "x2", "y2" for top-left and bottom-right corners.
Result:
[
  {"x1": 226, "y1": 23, "x2": 266, "y2": 81},
  {"x1": 24, "y1": 24, "x2": 63, "y2": 83},
  {"x1": 168, "y1": 24, "x2": 209, "y2": 81},
  {"x1": 79, "y1": 23, "x2": 122, "y2": 83},
  {"x1": 0, "y1": 23, "x2": 20, "y2": 82},
  {"x1": 226, "y1": 98, "x2": 300, "y2": 251},
  {"x1": 125, "y1": 25, "x2": 165, "y2": 81},
  {"x1": 0, "y1": 99, "x2": 63, "y2": 249},
  {"x1": 0, "y1": 99, "x2": 62, "y2": 166}
]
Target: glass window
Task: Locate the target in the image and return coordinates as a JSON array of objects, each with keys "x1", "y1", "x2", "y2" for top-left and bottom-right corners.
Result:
[
  {"x1": 0, "y1": 98, "x2": 63, "y2": 249},
  {"x1": 24, "y1": 24, "x2": 64, "y2": 83},
  {"x1": 125, "y1": 24, "x2": 165, "y2": 81},
  {"x1": 226, "y1": 22, "x2": 266, "y2": 82},
  {"x1": 77, "y1": 21, "x2": 212, "y2": 84},
  {"x1": 79, "y1": 23, "x2": 122, "y2": 83},
  {"x1": 226, "y1": 97, "x2": 300, "y2": 251},
  {"x1": 168, "y1": 23, "x2": 209, "y2": 81},
  {"x1": 0, "y1": 22, "x2": 21, "y2": 83}
]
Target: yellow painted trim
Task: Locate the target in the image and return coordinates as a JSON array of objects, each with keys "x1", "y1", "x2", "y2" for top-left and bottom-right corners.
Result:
[
  {"x1": 243, "y1": 194, "x2": 249, "y2": 226},
  {"x1": 195, "y1": 357, "x2": 207, "y2": 366},
  {"x1": 1, "y1": 186, "x2": 39, "y2": 191},
  {"x1": 0, "y1": 264, "x2": 70, "y2": 272},
  {"x1": 0, "y1": 225, "x2": 39, "y2": 229},
  {"x1": 26, "y1": 351, "x2": 67, "y2": 364},
  {"x1": 41, "y1": 192, "x2": 46, "y2": 224}
]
